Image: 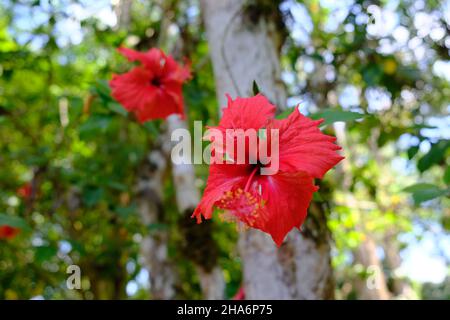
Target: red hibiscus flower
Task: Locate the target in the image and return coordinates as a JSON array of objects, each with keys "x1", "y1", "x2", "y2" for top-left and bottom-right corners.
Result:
[
  {"x1": 17, "y1": 183, "x2": 32, "y2": 199},
  {"x1": 109, "y1": 47, "x2": 191, "y2": 123},
  {"x1": 0, "y1": 225, "x2": 21, "y2": 240},
  {"x1": 192, "y1": 94, "x2": 344, "y2": 246},
  {"x1": 232, "y1": 286, "x2": 245, "y2": 300}
]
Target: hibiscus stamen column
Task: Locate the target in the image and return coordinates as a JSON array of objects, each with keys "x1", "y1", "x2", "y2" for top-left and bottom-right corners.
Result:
[
  {"x1": 201, "y1": 0, "x2": 336, "y2": 299},
  {"x1": 244, "y1": 167, "x2": 258, "y2": 192}
]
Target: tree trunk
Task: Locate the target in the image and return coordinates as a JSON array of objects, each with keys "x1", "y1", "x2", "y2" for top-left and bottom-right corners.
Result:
[
  {"x1": 114, "y1": 0, "x2": 132, "y2": 30},
  {"x1": 137, "y1": 147, "x2": 177, "y2": 299},
  {"x1": 354, "y1": 235, "x2": 391, "y2": 300},
  {"x1": 120, "y1": 0, "x2": 224, "y2": 299},
  {"x1": 151, "y1": 0, "x2": 225, "y2": 298},
  {"x1": 166, "y1": 115, "x2": 225, "y2": 299},
  {"x1": 201, "y1": 0, "x2": 334, "y2": 299},
  {"x1": 383, "y1": 231, "x2": 416, "y2": 299}
]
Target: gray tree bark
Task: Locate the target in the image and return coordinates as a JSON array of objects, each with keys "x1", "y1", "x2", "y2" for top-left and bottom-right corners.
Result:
[
  {"x1": 383, "y1": 230, "x2": 417, "y2": 299},
  {"x1": 136, "y1": 118, "x2": 225, "y2": 300},
  {"x1": 166, "y1": 115, "x2": 225, "y2": 299},
  {"x1": 137, "y1": 148, "x2": 177, "y2": 299},
  {"x1": 201, "y1": 0, "x2": 334, "y2": 299},
  {"x1": 118, "y1": 0, "x2": 225, "y2": 299},
  {"x1": 354, "y1": 235, "x2": 391, "y2": 300},
  {"x1": 114, "y1": 0, "x2": 132, "y2": 30}
]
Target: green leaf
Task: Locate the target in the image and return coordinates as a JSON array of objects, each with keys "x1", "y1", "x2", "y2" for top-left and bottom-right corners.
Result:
[
  {"x1": 407, "y1": 146, "x2": 419, "y2": 160},
  {"x1": 107, "y1": 101, "x2": 128, "y2": 117},
  {"x1": 107, "y1": 181, "x2": 128, "y2": 191},
  {"x1": 444, "y1": 166, "x2": 450, "y2": 185},
  {"x1": 147, "y1": 223, "x2": 169, "y2": 233},
  {"x1": 0, "y1": 213, "x2": 31, "y2": 231},
  {"x1": 252, "y1": 80, "x2": 260, "y2": 95},
  {"x1": 362, "y1": 64, "x2": 383, "y2": 86},
  {"x1": 79, "y1": 115, "x2": 113, "y2": 139},
  {"x1": 413, "y1": 124, "x2": 436, "y2": 130},
  {"x1": 94, "y1": 79, "x2": 112, "y2": 101},
  {"x1": 403, "y1": 183, "x2": 437, "y2": 193},
  {"x1": 68, "y1": 240, "x2": 86, "y2": 256},
  {"x1": 82, "y1": 187, "x2": 103, "y2": 207},
  {"x1": 403, "y1": 183, "x2": 449, "y2": 205},
  {"x1": 143, "y1": 121, "x2": 160, "y2": 137},
  {"x1": 114, "y1": 205, "x2": 137, "y2": 219},
  {"x1": 417, "y1": 140, "x2": 449, "y2": 172},
  {"x1": 313, "y1": 192, "x2": 323, "y2": 201},
  {"x1": 35, "y1": 245, "x2": 57, "y2": 263},
  {"x1": 310, "y1": 109, "x2": 365, "y2": 126}
]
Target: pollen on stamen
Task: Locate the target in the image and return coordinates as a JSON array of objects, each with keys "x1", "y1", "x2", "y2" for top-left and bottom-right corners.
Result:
[{"x1": 217, "y1": 188, "x2": 266, "y2": 229}]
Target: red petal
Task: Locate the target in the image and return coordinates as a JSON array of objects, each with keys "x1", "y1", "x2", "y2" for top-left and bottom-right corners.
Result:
[
  {"x1": 232, "y1": 286, "x2": 245, "y2": 300},
  {"x1": 112, "y1": 48, "x2": 189, "y2": 121},
  {"x1": 118, "y1": 47, "x2": 191, "y2": 84},
  {"x1": 192, "y1": 164, "x2": 249, "y2": 222},
  {"x1": 134, "y1": 89, "x2": 184, "y2": 122},
  {"x1": 0, "y1": 225, "x2": 21, "y2": 240},
  {"x1": 219, "y1": 94, "x2": 276, "y2": 130},
  {"x1": 162, "y1": 56, "x2": 191, "y2": 84},
  {"x1": 17, "y1": 183, "x2": 32, "y2": 198},
  {"x1": 118, "y1": 47, "x2": 165, "y2": 71},
  {"x1": 254, "y1": 171, "x2": 317, "y2": 246},
  {"x1": 269, "y1": 109, "x2": 344, "y2": 179},
  {"x1": 211, "y1": 170, "x2": 317, "y2": 246},
  {"x1": 110, "y1": 67, "x2": 156, "y2": 112}
]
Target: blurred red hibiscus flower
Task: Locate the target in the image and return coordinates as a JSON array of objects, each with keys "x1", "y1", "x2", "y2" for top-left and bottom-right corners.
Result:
[
  {"x1": 193, "y1": 94, "x2": 344, "y2": 246},
  {"x1": 232, "y1": 286, "x2": 245, "y2": 300},
  {"x1": 109, "y1": 47, "x2": 191, "y2": 123},
  {"x1": 17, "y1": 183, "x2": 32, "y2": 199},
  {"x1": 0, "y1": 225, "x2": 21, "y2": 240}
]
